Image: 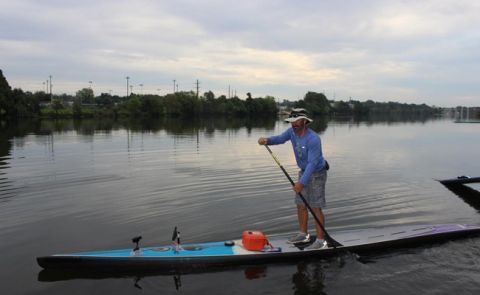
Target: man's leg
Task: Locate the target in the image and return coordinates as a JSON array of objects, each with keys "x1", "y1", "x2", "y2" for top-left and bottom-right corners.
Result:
[
  {"x1": 311, "y1": 207, "x2": 325, "y2": 240},
  {"x1": 297, "y1": 204, "x2": 308, "y2": 233}
]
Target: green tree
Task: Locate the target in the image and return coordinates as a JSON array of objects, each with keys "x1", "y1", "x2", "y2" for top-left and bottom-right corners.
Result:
[
  {"x1": 140, "y1": 95, "x2": 163, "y2": 117},
  {"x1": 352, "y1": 101, "x2": 368, "y2": 115},
  {"x1": 332, "y1": 101, "x2": 351, "y2": 114},
  {"x1": 245, "y1": 92, "x2": 253, "y2": 113},
  {"x1": 247, "y1": 96, "x2": 277, "y2": 115},
  {"x1": 10, "y1": 89, "x2": 24, "y2": 117},
  {"x1": 72, "y1": 98, "x2": 82, "y2": 117},
  {"x1": 0, "y1": 69, "x2": 12, "y2": 117},
  {"x1": 51, "y1": 99, "x2": 64, "y2": 116},
  {"x1": 164, "y1": 93, "x2": 183, "y2": 116},
  {"x1": 126, "y1": 96, "x2": 141, "y2": 116},
  {"x1": 225, "y1": 97, "x2": 247, "y2": 115},
  {"x1": 216, "y1": 95, "x2": 227, "y2": 114},
  {"x1": 25, "y1": 92, "x2": 41, "y2": 116},
  {"x1": 164, "y1": 91, "x2": 199, "y2": 116},
  {"x1": 200, "y1": 91, "x2": 216, "y2": 114},
  {"x1": 97, "y1": 93, "x2": 115, "y2": 108},
  {"x1": 76, "y1": 88, "x2": 94, "y2": 104},
  {"x1": 303, "y1": 92, "x2": 330, "y2": 115},
  {"x1": 262, "y1": 96, "x2": 278, "y2": 114},
  {"x1": 204, "y1": 91, "x2": 215, "y2": 101},
  {"x1": 33, "y1": 91, "x2": 51, "y2": 104}
]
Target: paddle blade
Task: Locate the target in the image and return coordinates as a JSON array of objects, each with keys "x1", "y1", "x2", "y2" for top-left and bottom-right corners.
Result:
[
  {"x1": 172, "y1": 226, "x2": 178, "y2": 241},
  {"x1": 326, "y1": 236, "x2": 342, "y2": 248}
]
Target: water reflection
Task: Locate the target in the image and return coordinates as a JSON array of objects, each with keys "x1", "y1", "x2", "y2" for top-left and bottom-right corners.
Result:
[
  {"x1": 16, "y1": 116, "x2": 278, "y2": 136},
  {"x1": 244, "y1": 265, "x2": 268, "y2": 280},
  {"x1": 292, "y1": 261, "x2": 327, "y2": 295},
  {"x1": 37, "y1": 258, "x2": 339, "y2": 293},
  {"x1": 37, "y1": 261, "x2": 324, "y2": 292},
  {"x1": 2, "y1": 114, "x2": 444, "y2": 161},
  {"x1": 332, "y1": 113, "x2": 438, "y2": 126},
  {"x1": 0, "y1": 121, "x2": 16, "y2": 203},
  {"x1": 2, "y1": 114, "x2": 441, "y2": 140}
]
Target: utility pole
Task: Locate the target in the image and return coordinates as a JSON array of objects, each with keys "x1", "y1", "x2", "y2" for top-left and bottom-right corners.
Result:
[
  {"x1": 126, "y1": 76, "x2": 130, "y2": 97},
  {"x1": 89, "y1": 81, "x2": 93, "y2": 104},
  {"x1": 195, "y1": 79, "x2": 200, "y2": 98},
  {"x1": 49, "y1": 75, "x2": 52, "y2": 103},
  {"x1": 173, "y1": 79, "x2": 176, "y2": 93}
]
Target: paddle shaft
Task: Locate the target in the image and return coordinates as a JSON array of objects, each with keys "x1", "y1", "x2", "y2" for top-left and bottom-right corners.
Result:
[{"x1": 264, "y1": 145, "x2": 342, "y2": 248}]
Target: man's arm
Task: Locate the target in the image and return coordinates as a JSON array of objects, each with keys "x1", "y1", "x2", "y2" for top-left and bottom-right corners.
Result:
[{"x1": 258, "y1": 128, "x2": 292, "y2": 145}]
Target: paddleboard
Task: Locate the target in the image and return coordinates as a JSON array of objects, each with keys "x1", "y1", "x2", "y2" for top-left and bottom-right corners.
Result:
[
  {"x1": 37, "y1": 224, "x2": 480, "y2": 270},
  {"x1": 438, "y1": 176, "x2": 480, "y2": 185}
]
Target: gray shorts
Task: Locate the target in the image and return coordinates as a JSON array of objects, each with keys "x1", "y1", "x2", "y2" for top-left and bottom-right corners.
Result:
[{"x1": 295, "y1": 170, "x2": 327, "y2": 208}]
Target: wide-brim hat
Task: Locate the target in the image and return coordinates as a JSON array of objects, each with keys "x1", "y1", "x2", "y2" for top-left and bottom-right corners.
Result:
[{"x1": 284, "y1": 108, "x2": 313, "y2": 124}]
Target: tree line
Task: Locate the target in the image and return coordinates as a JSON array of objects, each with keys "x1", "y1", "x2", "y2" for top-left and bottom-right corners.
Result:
[
  {"x1": 0, "y1": 71, "x2": 277, "y2": 119},
  {"x1": 292, "y1": 91, "x2": 440, "y2": 116},
  {"x1": 1, "y1": 69, "x2": 441, "y2": 120}
]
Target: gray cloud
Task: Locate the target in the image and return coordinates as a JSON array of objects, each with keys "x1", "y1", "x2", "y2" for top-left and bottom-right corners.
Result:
[{"x1": 1, "y1": 0, "x2": 479, "y2": 106}]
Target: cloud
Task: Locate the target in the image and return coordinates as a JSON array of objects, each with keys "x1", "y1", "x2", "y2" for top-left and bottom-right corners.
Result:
[{"x1": 1, "y1": 0, "x2": 479, "y2": 106}]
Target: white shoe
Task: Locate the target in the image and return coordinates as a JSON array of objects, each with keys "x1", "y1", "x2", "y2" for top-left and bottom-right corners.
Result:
[
  {"x1": 287, "y1": 232, "x2": 311, "y2": 244},
  {"x1": 305, "y1": 239, "x2": 328, "y2": 250}
]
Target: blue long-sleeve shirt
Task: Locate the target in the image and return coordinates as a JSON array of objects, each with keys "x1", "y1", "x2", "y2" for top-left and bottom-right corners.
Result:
[{"x1": 267, "y1": 127, "x2": 326, "y2": 185}]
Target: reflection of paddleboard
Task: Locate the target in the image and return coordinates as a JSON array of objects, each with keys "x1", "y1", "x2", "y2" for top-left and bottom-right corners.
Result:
[
  {"x1": 438, "y1": 176, "x2": 480, "y2": 185},
  {"x1": 37, "y1": 224, "x2": 480, "y2": 270}
]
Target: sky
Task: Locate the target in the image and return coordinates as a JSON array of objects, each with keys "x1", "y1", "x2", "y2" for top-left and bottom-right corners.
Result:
[{"x1": 1, "y1": 0, "x2": 479, "y2": 107}]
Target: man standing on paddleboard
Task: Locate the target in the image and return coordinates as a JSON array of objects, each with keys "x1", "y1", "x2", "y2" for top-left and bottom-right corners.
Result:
[{"x1": 258, "y1": 108, "x2": 328, "y2": 249}]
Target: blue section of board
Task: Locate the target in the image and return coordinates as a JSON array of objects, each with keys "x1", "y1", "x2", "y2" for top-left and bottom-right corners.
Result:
[{"x1": 68, "y1": 241, "x2": 235, "y2": 258}]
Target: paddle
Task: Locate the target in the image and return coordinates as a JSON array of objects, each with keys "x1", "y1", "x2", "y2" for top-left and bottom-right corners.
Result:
[{"x1": 264, "y1": 145, "x2": 342, "y2": 248}]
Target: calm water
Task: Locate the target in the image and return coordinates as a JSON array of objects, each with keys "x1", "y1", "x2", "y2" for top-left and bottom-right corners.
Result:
[{"x1": 1, "y1": 117, "x2": 479, "y2": 294}]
